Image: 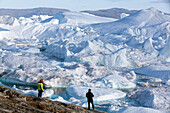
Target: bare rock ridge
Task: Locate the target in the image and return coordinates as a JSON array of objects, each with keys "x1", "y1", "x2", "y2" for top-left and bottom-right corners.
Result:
[
  {"x1": 0, "y1": 7, "x2": 70, "y2": 18},
  {"x1": 0, "y1": 7, "x2": 136, "y2": 19},
  {"x1": 0, "y1": 7, "x2": 169, "y2": 19},
  {"x1": 0, "y1": 85, "x2": 105, "y2": 113},
  {"x1": 82, "y1": 8, "x2": 137, "y2": 19}
]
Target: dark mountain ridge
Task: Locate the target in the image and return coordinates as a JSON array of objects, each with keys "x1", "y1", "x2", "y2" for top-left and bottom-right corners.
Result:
[
  {"x1": 82, "y1": 8, "x2": 137, "y2": 19},
  {"x1": 0, "y1": 7, "x2": 169, "y2": 20},
  {"x1": 0, "y1": 7, "x2": 70, "y2": 18},
  {"x1": 0, "y1": 7, "x2": 137, "y2": 19}
]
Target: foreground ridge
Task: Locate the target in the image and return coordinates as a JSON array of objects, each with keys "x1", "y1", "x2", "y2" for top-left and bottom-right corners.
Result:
[{"x1": 0, "y1": 85, "x2": 106, "y2": 113}]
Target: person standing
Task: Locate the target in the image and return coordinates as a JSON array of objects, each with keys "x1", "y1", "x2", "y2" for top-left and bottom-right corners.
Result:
[
  {"x1": 38, "y1": 79, "x2": 44, "y2": 97},
  {"x1": 86, "y1": 89, "x2": 95, "y2": 110}
]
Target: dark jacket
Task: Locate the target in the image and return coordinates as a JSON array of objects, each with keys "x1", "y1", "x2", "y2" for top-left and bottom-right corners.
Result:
[{"x1": 86, "y1": 92, "x2": 94, "y2": 101}]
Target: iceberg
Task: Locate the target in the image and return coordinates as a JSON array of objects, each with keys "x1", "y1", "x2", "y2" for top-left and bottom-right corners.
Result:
[
  {"x1": 166, "y1": 80, "x2": 170, "y2": 86},
  {"x1": 80, "y1": 48, "x2": 131, "y2": 67},
  {"x1": 0, "y1": 16, "x2": 18, "y2": 25},
  {"x1": 0, "y1": 7, "x2": 170, "y2": 112},
  {"x1": 159, "y1": 37, "x2": 170, "y2": 62},
  {"x1": 0, "y1": 84, "x2": 54, "y2": 98},
  {"x1": 142, "y1": 37, "x2": 158, "y2": 56},
  {"x1": 53, "y1": 96, "x2": 70, "y2": 104},
  {"x1": 44, "y1": 42, "x2": 69, "y2": 61},
  {"x1": 0, "y1": 30, "x2": 19, "y2": 39},
  {"x1": 92, "y1": 8, "x2": 170, "y2": 35},
  {"x1": 116, "y1": 107, "x2": 165, "y2": 113},
  {"x1": 130, "y1": 87, "x2": 170, "y2": 110},
  {"x1": 20, "y1": 47, "x2": 40, "y2": 54},
  {"x1": 45, "y1": 11, "x2": 115, "y2": 25},
  {"x1": 66, "y1": 85, "x2": 126, "y2": 102},
  {"x1": 15, "y1": 87, "x2": 54, "y2": 97},
  {"x1": 90, "y1": 71, "x2": 136, "y2": 89},
  {"x1": 134, "y1": 65, "x2": 170, "y2": 79}
]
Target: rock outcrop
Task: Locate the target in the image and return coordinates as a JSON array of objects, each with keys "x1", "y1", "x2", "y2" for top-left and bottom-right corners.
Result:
[{"x1": 0, "y1": 85, "x2": 105, "y2": 113}]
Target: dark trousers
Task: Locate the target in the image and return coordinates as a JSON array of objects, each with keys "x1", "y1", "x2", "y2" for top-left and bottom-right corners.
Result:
[
  {"x1": 38, "y1": 90, "x2": 43, "y2": 97},
  {"x1": 88, "y1": 100, "x2": 94, "y2": 110}
]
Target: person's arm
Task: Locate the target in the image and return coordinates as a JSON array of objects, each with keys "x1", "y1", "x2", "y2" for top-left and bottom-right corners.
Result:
[{"x1": 41, "y1": 83, "x2": 44, "y2": 91}]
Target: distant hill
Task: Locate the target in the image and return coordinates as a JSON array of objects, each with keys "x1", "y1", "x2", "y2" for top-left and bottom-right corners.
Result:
[
  {"x1": 82, "y1": 8, "x2": 170, "y2": 19},
  {"x1": 0, "y1": 7, "x2": 138, "y2": 19},
  {"x1": 0, "y1": 7, "x2": 168, "y2": 20},
  {"x1": 0, "y1": 7, "x2": 70, "y2": 18},
  {"x1": 82, "y1": 8, "x2": 138, "y2": 19}
]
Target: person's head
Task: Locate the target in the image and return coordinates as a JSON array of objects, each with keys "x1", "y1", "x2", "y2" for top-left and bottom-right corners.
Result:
[
  {"x1": 88, "y1": 89, "x2": 91, "y2": 92},
  {"x1": 40, "y1": 79, "x2": 43, "y2": 83}
]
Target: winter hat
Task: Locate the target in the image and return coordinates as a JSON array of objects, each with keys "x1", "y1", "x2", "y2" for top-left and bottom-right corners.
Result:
[{"x1": 40, "y1": 79, "x2": 43, "y2": 83}]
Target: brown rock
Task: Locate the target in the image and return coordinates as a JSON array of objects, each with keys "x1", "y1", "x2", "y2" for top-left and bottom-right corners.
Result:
[{"x1": 0, "y1": 85, "x2": 106, "y2": 113}]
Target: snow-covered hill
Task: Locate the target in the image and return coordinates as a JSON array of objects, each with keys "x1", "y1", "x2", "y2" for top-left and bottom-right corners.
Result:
[
  {"x1": 0, "y1": 8, "x2": 170, "y2": 112},
  {"x1": 91, "y1": 8, "x2": 170, "y2": 62}
]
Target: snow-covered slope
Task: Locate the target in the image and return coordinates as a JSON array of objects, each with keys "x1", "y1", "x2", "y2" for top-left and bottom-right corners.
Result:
[
  {"x1": 92, "y1": 8, "x2": 170, "y2": 35},
  {"x1": 92, "y1": 8, "x2": 170, "y2": 53},
  {"x1": 42, "y1": 11, "x2": 116, "y2": 25},
  {"x1": 89, "y1": 8, "x2": 170, "y2": 65}
]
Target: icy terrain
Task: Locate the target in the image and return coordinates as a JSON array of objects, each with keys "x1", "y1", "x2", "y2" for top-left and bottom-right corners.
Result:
[
  {"x1": 129, "y1": 87, "x2": 170, "y2": 111},
  {"x1": 0, "y1": 7, "x2": 170, "y2": 112}
]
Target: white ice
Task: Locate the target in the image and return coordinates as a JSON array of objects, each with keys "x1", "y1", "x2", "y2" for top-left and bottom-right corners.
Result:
[
  {"x1": 166, "y1": 80, "x2": 170, "y2": 86},
  {"x1": 66, "y1": 85, "x2": 126, "y2": 102},
  {"x1": 130, "y1": 87, "x2": 170, "y2": 111},
  {"x1": 12, "y1": 85, "x2": 54, "y2": 97},
  {"x1": 0, "y1": 7, "x2": 170, "y2": 112},
  {"x1": 115, "y1": 107, "x2": 166, "y2": 113},
  {"x1": 134, "y1": 65, "x2": 170, "y2": 79},
  {"x1": 90, "y1": 71, "x2": 136, "y2": 89},
  {"x1": 48, "y1": 11, "x2": 116, "y2": 25},
  {"x1": 159, "y1": 37, "x2": 170, "y2": 62}
]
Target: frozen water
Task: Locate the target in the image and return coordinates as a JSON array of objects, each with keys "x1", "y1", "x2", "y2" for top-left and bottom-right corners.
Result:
[
  {"x1": 142, "y1": 37, "x2": 158, "y2": 56},
  {"x1": 90, "y1": 71, "x2": 136, "y2": 89},
  {"x1": 116, "y1": 107, "x2": 165, "y2": 113},
  {"x1": 53, "y1": 96, "x2": 71, "y2": 104},
  {"x1": 0, "y1": 16, "x2": 19, "y2": 25},
  {"x1": 48, "y1": 11, "x2": 116, "y2": 25},
  {"x1": 134, "y1": 65, "x2": 170, "y2": 79},
  {"x1": 159, "y1": 37, "x2": 170, "y2": 62},
  {"x1": 166, "y1": 80, "x2": 170, "y2": 86},
  {"x1": 66, "y1": 85, "x2": 126, "y2": 102},
  {"x1": 0, "y1": 7, "x2": 170, "y2": 112},
  {"x1": 130, "y1": 87, "x2": 170, "y2": 111},
  {"x1": 13, "y1": 85, "x2": 54, "y2": 97}
]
